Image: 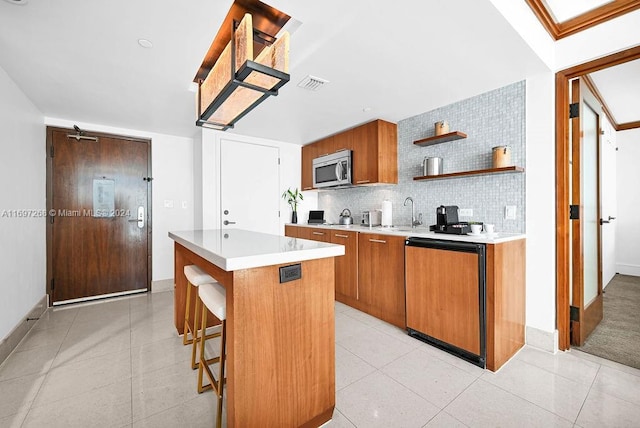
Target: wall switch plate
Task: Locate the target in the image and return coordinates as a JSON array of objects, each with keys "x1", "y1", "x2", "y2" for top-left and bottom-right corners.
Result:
[
  {"x1": 181, "y1": 201, "x2": 188, "y2": 209},
  {"x1": 164, "y1": 200, "x2": 174, "y2": 208},
  {"x1": 459, "y1": 208, "x2": 473, "y2": 217},
  {"x1": 505, "y1": 205, "x2": 516, "y2": 220}
]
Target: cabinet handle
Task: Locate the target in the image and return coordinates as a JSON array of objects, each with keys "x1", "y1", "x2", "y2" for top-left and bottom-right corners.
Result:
[
  {"x1": 312, "y1": 231, "x2": 325, "y2": 236},
  {"x1": 369, "y1": 239, "x2": 386, "y2": 244},
  {"x1": 335, "y1": 148, "x2": 347, "y2": 152},
  {"x1": 303, "y1": 187, "x2": 313, "y2": 190},
  {"x1": 334, "y1": 234, "x2": 349, "y2": 238},
  {"x1": 356, "y1": 180, "x2": 370, "y2": 184}
]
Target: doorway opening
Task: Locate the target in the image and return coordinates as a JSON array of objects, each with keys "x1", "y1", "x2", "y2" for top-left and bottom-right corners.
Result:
[{"x1": 556, "y1": 46, "x2": 640, "y2": 366}]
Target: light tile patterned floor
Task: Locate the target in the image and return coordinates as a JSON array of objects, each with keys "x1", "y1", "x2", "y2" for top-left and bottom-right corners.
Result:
[{"x1": 1, "y1": 291, "x2": 639, "y2": 427}]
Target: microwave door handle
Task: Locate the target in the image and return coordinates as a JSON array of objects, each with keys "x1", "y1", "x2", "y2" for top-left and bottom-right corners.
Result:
[{"x1": 335, "y1": 162, "x2": 343, "y2": 181}]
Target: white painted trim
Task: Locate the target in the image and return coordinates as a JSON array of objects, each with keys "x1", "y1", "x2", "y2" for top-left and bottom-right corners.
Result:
[
  {"x1": 152, "y1": 279, "x2": 174, "y2": 293},
  {"x1": 615, "y1": 264, "x2": 640, "y2": 277},
  {"x1": 525, "y1": 325, "x2": 559, "y2": 354},
  {"x1": 52, "y1": 288, "x2": 147, "y2": 306}
]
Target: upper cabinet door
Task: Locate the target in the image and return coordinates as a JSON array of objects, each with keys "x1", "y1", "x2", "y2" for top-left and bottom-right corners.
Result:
[{"x1": 351, "y1": 121, "x2": 379, "y2": 185}]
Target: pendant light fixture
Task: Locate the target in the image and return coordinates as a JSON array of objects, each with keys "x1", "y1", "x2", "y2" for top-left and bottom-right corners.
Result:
[{"x1": 194, "y1": 0, "x2": 291, "y2": 131}]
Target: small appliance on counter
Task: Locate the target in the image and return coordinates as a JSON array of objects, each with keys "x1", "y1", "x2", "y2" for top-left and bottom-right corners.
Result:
[
  {"x1": 307, "y1": 210, "x2": 325, "y2": 224},
  {"x1": 339, "y1": 208, "x2": 353, "y2": 225},
  {"x1": 430, "y1": 205, "x2": 471, "y2": 235},
  {"x1": 361, "y1": 210, "x2": 382, "y2": 226}
]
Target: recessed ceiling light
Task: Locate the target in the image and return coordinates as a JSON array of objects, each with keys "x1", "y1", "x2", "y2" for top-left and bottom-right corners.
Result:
[
  {"x1": 137, "y1": 39, "x2": 153, "y2": 49},
  {"x1": 2, "y1": 0, "x2": 28, "y2": 5},
  {"x1": 362, "y1": 107, "x2": 373, "y2": 112}
]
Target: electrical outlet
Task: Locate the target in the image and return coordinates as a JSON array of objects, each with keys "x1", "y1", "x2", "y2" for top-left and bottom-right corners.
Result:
[
  {"x1": 459, "y1": 208, "x2": 473, "y2": 217},
  {"x1": 164, "y1": 200, "x2": 174, "y2": 208},
  {"x1": 505, "y1": 205, "x2": 516, "y2": 220}
]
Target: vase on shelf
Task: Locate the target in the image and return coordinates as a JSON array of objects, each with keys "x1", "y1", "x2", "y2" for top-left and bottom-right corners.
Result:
[{"x1": 291, "y1": 211, "x2": 298, "y2": 224}]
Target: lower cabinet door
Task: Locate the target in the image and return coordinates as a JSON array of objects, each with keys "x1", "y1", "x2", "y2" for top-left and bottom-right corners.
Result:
[
  {"x1": 358, "y1": 233, "x2": 406, "y2": 328},
  {"x1": 330, "y1": 230, "x2": 358, "y2": 304}
]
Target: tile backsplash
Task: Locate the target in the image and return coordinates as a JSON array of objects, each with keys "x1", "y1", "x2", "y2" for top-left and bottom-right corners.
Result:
[{"x1": 318, "y1": 81, "x2": 525, "y2": 233}]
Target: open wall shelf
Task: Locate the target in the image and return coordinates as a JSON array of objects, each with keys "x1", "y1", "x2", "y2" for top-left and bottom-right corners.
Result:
[
  {"x1": 413, "y1": 131, "x2": 467, "y2": 146},
  {"x1": 413, "y1": 166, "x2": 524, "y2": 181}
]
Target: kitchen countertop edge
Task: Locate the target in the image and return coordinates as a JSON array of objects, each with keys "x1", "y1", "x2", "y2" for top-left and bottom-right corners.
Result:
[
  {"x1": 169, "y1": 229, "x2": 345, "y2": 271},
  {"x1": 287, "y1": 223, "x2": 525, "y2": 244}
]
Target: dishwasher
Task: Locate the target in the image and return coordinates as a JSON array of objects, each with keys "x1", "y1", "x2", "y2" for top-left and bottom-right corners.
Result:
[{"x1": 405, "y1": 237, "x2": 486, "y2": 368}]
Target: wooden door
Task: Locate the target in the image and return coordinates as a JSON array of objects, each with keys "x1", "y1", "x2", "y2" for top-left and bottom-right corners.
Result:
[
  {"x1": 330, "y1": 230, "x2": 358, "y2": 303},
  {"x1": 358, "y1": 233, "x2": 405, "y2": 328},
  {"x1": 405, "y1": 245, "x2": 480, "y2": 355},
  {"x1": 220, "y1": 139, "x2": 280, "y2": 235},
  {"x1": 47, "y1": 127, "x2": 151, "y2": 303},
  {"x1": 570, "y1": 78, "x2": 604, "y2": 345}
]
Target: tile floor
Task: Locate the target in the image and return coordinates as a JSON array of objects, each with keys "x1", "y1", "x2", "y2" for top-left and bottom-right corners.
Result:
[{"x1": 1, "y1": 291, "x2": 640, "y2": 427}]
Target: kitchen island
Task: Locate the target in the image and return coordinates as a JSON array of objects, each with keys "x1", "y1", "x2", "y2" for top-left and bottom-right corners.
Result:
[{"x1": 169, "y1": 229, "x2": 344, "y2": 428}]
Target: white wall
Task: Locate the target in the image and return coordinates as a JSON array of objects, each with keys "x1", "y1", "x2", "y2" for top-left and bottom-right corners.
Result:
[
  {"x1": 615, "y1": 128, "x2": 640, "y2": 276},
  {"x1": 525, "y1": 72, "x2": 558, "y2": 339},
  {"x1": 197, "y1": 129, "x2": 312, "y2": 234},
  {"x1": 44, "y1": 117, "x2": 195, "y2": 282},
  {"x1": 0, "y1": 66, "x2": 46, "y2": 340},
  {"x1": 600, "y1": 116, "x2": 617, "y2": 287}
]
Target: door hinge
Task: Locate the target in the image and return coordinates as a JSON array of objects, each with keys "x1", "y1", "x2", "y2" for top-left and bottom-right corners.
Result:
[
  {"x1": 569, "y1": 205, "x2": 579, "y2": 220},
  {"x1": 570, "y1": 305, "x2": 579, "y2": 321},
  {"x1": 569, "y1": 103, "x2": 579, "y2": 118},
  {"x1": 143, "y1": 177, "x2": 153, "y2": 182},
  {"x1": 50, "y1": 212, "x2": 54, "y2": 224},
  {"x1": 278, "y1": 210, "x2": 280, "y2": 218},
  {"x1": 50, "y1": 278, "x2": 55, "y2": 291},
  {"x1": 278, "y1": 157, "x2": 280, "y2": 165},
  {"x1": 50, "y1": 145, "x2": 55, "y2": 158}
]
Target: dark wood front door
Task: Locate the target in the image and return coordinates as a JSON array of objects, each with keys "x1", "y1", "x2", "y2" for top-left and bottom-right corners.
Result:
[{"x1": 46, "y1": 127, "x2": 151, "y2": 304}]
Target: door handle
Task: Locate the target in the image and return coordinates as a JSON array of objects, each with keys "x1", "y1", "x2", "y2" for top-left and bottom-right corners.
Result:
[
  {"x1": 223, "y1": 220, "x2": 236, "y2": 225},
  {"x1": 128, "y1": 206, "x2": 144, "y2": 228},
  {"x1": 369, "y1": 239, "x2": 387, "y2": 244},
  {"x1": 312, "y1": 231, "x2": 325, "y2": 236},
  {"x1": 608, "y1": 216, "x2": 616, "y2": 221},
  {"x1": 334, "y1": 234, "x2": 349, "y2": 238},
  {"x1": 599, "y1": 219, "x2": 610, "y2": 225}
]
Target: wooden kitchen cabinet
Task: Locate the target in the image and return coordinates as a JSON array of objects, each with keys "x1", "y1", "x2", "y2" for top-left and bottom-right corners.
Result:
[
  {"x1": 358, "y1": 233, "x2": 405, "y2": 328},
  {"x1": 351, "y1": 120, "x2": 398, "y2": 185},
  {"x1": 330, "y1": 230, "x2": 358, "y2": 305},
  {"x1": 300, "y1": 119, "x2": 397, "y2": 189}
]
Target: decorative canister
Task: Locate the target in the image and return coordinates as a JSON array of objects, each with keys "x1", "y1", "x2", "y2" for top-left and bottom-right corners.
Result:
[
  {"x1": 492, "y1": 146, "x2": 512, "y2": 168},
  {"x1": 434, "y1": 120, "x2": 449, "y2": 136},
  {"x1": 423, "y1": 157, "x2": 444, "y2": 176}
]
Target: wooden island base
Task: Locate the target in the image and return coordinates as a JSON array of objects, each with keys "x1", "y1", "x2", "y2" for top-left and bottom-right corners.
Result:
[{"x1": 174, "y1": 242, "x2": 336, "y2": 427}]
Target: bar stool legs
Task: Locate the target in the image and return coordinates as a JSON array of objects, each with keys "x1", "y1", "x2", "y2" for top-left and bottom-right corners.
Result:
[{"x1": 197, "y1": 282, "x2": 227, "y2": 428}]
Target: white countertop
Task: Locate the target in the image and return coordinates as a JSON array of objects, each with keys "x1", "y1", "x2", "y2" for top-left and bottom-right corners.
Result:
[
  {"x1": 169, "y1": 229, "x2": 345, "y2": 271},
  {"x1": 289, "y1": 223, "x2": 525, "y2": 244}
]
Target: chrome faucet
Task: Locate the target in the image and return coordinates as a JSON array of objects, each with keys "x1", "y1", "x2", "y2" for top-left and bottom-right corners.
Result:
[{"x1": 404, "y1": 197, "x2": 422, "y2": 228}]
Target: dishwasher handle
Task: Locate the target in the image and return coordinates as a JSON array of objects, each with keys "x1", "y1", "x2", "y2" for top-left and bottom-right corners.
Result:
[{"x1": 405, "y1": 237, "x2": 483, "y2": 253}]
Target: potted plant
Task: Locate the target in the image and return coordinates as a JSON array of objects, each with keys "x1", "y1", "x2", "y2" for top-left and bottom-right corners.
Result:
[{"x1": 282, "y1": 187, "x2": 304, "y2": 224}]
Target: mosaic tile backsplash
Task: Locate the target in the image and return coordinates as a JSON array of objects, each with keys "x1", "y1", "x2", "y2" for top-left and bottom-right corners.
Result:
[{"x1": 318, "y1": 81, "x2": 525, "y2": 233}]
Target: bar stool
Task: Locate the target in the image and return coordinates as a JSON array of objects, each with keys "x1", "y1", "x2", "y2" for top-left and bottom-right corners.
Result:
[
  {"x1": 183, "y1": 265, "x2": 220, "y2": 369},
  {"x1": 197, "y1": 282, "x2": 227, "y2": 428}
]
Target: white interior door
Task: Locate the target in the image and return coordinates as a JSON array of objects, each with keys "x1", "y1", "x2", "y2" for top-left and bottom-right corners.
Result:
[{"x1": 220, "y1": 139, "x2": 280, "y2": 235}]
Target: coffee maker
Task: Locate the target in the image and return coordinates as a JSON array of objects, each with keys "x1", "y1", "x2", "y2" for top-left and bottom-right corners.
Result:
[{"x1": 431, "y1": 205, "x2": 471, "y2": 235}]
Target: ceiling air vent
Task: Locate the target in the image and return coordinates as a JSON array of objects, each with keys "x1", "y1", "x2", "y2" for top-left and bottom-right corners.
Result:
[{"x1": 297, "y1": 75, "x2": 329, "y2": 91}]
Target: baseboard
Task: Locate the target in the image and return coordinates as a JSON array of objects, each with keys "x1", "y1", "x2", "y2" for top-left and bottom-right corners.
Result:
[
  {"x1": 0, "y1": 295, "x2": 48, "y2": 366},
  {"x1": 525, "y1": 326, "x2": 558, "y2": 354},
  {"x1": 152, "y1": 278, "x2": 174, "y2": 293},
  {"x1": 615, "y1": 264, "x2": 640, "y2": 277}
]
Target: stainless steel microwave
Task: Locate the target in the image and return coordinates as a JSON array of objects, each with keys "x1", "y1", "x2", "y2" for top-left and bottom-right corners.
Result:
[{"x1": 312, "y1": 150, "x2": 352, "y2": 188}]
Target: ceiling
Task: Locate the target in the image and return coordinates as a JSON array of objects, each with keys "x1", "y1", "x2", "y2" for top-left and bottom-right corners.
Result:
[
  {"x1": 0, "y1": 0, "x2": 590, "y2": 145},
  {"x1": 589, "y1": 59, "x2": 640, "y2": 125},
  {"x1": 543, "y1": 0, "x2": 614, "y2": 22}
]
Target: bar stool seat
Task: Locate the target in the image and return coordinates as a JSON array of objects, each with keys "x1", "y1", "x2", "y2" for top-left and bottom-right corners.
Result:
[
  {"x1": 197, "y1": 282, "x2": 227, "y2": 428},
  {"x1": 183, "y1": 265, "x2": 219, "y2": 370}
]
